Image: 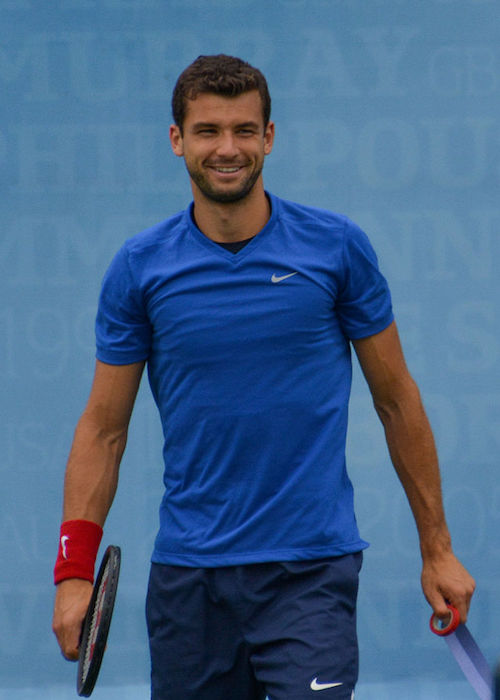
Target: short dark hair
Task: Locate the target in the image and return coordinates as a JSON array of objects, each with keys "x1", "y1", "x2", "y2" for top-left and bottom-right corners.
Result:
[{"x1": 172, "y1": 54, "x2": 271, "y2": 132}]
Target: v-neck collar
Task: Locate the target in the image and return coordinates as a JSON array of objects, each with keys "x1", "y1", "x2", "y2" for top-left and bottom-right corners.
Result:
[{"x1": 185, "y1": 192, "x2": 279, "y2": 262}]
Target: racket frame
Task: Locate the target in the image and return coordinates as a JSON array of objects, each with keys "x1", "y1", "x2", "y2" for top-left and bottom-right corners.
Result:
[{"x1": 77, "y1": 544, "x2": 121, "y2": 697}]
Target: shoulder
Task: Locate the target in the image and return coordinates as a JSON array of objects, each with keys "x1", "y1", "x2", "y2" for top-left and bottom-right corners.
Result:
[
  {"x1": 122, "y1": 209, "x2": 187, "y2": 258},
  {"x1": 270, "y1": 193, "x2": 368, "y2": 243},
  {"x1": 108, "y1": 209, "x2": 189, "y2": 278},
  {"x1": 271, "y1": 193, "x2": 347, "y2": 231},
  {"x1": 101, "y1": 209, "x2": 189, "y2": 289},
  {"x1": 269, "y1": 194, "x2": 372, "y2": 259}
]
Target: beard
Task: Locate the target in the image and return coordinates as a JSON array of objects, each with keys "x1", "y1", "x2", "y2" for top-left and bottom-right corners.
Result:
[{"x1": 185, "y1": 160, "x2": 264, "y2": 204}]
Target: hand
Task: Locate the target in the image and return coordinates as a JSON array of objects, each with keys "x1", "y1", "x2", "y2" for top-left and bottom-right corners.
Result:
[
  {"x1": 421, "y1": 550, "x2": 475, "y2": 624},
  {"x1": 52, "y1": 578, "x2": 93, "y2": 661}
]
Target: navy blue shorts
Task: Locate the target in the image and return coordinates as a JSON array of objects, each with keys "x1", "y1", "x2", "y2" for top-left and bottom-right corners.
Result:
[{"x1": 146, "y1": 553, "x2": 362, "y2": 700}]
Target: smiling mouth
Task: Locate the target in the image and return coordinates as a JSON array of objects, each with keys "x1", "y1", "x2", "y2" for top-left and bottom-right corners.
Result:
[{"x1": 208, "y1": 165, "x2": 245, "y2": 174}]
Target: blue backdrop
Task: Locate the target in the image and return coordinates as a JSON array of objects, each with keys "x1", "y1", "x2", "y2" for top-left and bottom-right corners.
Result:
[{"x1": 1, "y1": 1, "x2": 499, "y2": 698}]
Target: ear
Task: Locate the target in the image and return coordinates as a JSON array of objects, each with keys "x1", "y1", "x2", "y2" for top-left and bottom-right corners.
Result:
[
  {"x1": 169, "y1": 124, "x2": 184, "y2": 157},
  {"x1": 263, "y1": 121, "x2": 275, "y2": 156}
]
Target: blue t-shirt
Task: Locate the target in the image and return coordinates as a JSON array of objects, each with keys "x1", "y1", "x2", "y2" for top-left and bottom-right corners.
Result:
[{"x1": 96, "y1": 193, "x2": 393, "y2": 566}]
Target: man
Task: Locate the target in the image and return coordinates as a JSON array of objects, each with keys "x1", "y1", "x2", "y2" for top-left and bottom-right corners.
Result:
[{"x1": 52, "y1": 55, "x2": 475, "y2": 699}]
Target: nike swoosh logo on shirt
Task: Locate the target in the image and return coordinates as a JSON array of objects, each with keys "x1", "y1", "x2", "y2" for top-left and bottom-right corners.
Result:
[
  {"x1": 271, "y1": 272, "x2": 298, "y2": 283},
  {"x1": 310, "y1": 678, "x2": 343, "y2": 691}
]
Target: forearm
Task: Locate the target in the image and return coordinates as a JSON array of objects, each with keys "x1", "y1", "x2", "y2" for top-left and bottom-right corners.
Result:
[
  {"x1": 62, "y1": 410, "x2": 127, "y2": 526},
  {"x1": 374, "y1": 378, "x2": 451, "y2": 559},
  {"x1": 382, "y1": 396, "x2": 476, "y2": 620},
  {"x1": 354, "y1": 323, "x2": 475, "y2": 618}
]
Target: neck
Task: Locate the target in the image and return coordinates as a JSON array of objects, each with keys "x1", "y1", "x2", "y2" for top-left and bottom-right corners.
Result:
[{"x1": 191, "y1": 181, "x2": 270, "y2": 243}]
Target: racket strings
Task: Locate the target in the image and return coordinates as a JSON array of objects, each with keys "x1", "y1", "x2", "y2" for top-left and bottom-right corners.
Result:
[{"x1": 83, "y1": 562, "x2": 110, "y2": 677}]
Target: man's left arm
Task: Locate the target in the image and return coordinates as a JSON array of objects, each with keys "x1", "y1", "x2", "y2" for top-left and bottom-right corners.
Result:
[{"x1": 352, "y1": 320, "x2": 475, "y2": 623}]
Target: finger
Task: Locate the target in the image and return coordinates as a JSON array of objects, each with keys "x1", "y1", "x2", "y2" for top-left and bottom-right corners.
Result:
[
  {"x1": 452, "y1": 597, "x2": 469, "y2": 625},
  {"x1": 425, "y1": 589, "x2": 450, "y2": 619},
  {"x1": 62, "y1": 646, "x2": 79, "y2": 662},
  {"x1": 443, "y1": 580, "x2": 475, "y2": 625},
  {"x1": 55, "y1": 628, "x2": 80, "y2": 661},
  {"x1": 53, "y1": 617, "x2": 83, "y2": 661},
  {"x1": 441, "y1": 588, "x2": 472, "y2": 624}
]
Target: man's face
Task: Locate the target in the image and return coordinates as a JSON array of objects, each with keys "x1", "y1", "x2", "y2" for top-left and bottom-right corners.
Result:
[{"x1": 170, "y1": 90, "x2": 274, "y2": 204}]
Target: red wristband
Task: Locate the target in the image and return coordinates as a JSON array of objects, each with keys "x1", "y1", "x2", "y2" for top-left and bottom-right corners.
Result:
[{"x1": 54, "y1": 519, "x2": 103, "y2": 585}]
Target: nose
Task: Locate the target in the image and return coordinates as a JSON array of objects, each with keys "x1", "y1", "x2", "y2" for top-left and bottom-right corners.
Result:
[{"x1": 215, "y1": 131, "x2": 239, "y2": 159}]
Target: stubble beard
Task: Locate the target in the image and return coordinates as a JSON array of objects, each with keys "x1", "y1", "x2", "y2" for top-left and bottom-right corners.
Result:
[{"x1": 186, "y1": 161, "x2": 264, "y2": 204}]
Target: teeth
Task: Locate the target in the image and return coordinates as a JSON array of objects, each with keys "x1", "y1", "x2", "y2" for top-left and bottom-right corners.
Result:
[{"x1": 215, "y1": 167, "x2": 240, "y2": 173}]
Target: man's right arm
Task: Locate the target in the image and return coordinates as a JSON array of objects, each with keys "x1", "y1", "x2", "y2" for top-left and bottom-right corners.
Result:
[{"x1": 52, "y1": 359, "x2": 145, "y2": 660}]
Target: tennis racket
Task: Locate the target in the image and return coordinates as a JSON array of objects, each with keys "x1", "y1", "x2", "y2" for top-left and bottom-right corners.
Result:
[{"x1": 77, "y1": 545, "x2": 121, "y2": 697}]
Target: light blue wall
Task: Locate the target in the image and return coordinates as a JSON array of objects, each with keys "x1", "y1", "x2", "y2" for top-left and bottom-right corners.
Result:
[{"x1": 1, "y1": 1, "x2": 499, "y2": 697}]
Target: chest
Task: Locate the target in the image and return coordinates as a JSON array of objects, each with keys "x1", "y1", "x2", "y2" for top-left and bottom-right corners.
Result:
[{"x1": 143, "y1": 251, "x2": 345, "y2": 364}]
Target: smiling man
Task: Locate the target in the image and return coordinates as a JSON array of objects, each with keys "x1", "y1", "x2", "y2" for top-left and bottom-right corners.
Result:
[
  {"x1": 52, "y1": 55, "x2": 475, "y2": 700},
  {"x1": 171, "y1": 90, "x2": 274, "y2": 206}
]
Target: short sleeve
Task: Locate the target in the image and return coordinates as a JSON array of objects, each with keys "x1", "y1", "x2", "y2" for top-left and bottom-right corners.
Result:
[
  {"x1": 95, "y1": 245, "x2": 152, "y2": 364},
  {"x1": 336, "y1": 219, "x2": 393, "y2": 339}
]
